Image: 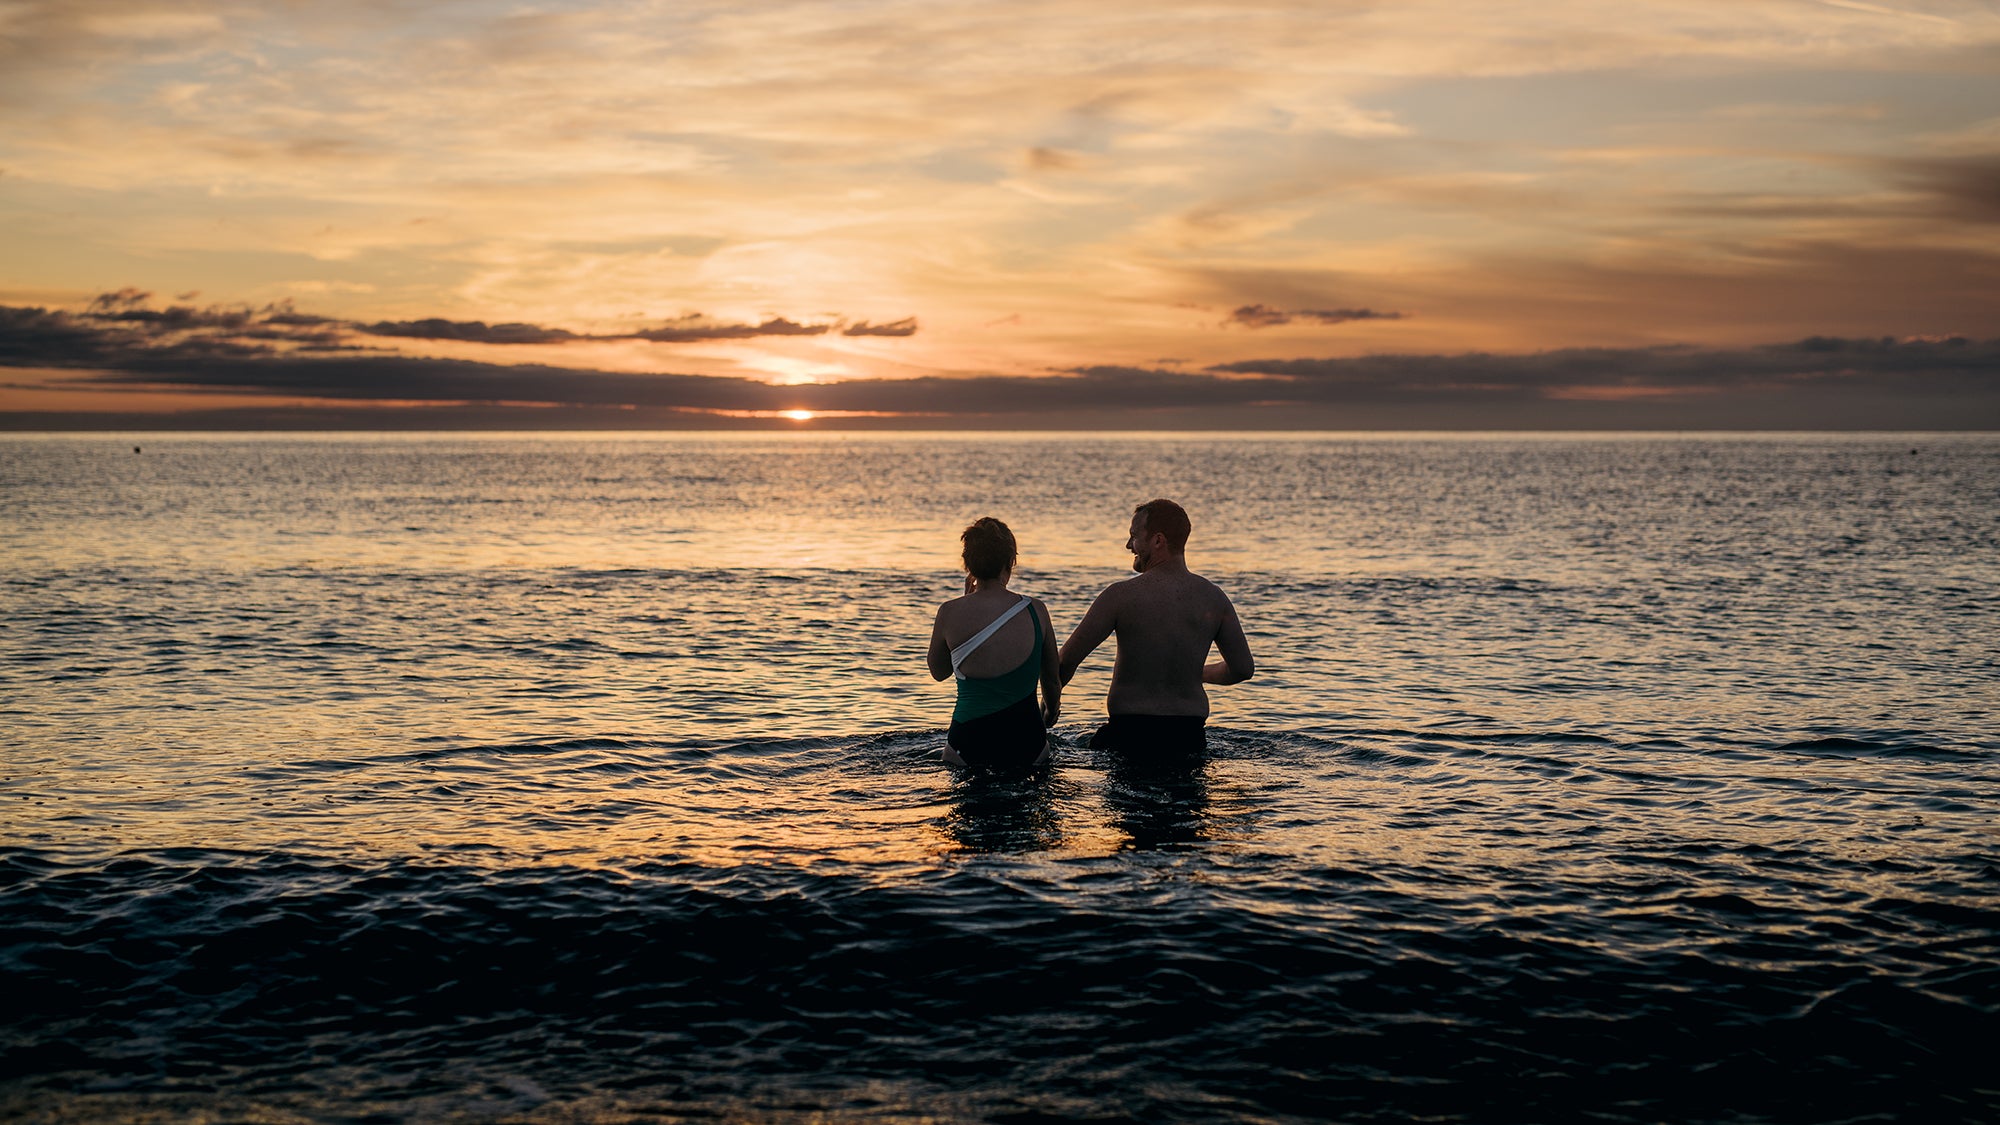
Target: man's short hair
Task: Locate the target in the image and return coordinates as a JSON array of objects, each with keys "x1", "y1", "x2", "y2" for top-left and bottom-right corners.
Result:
[
  {"x1": 961, "y1": 516, "x2": 1018, "y2": 580},
  {"x1": 1133, "y1": 498, "x2": 1190, "y2": 552}
]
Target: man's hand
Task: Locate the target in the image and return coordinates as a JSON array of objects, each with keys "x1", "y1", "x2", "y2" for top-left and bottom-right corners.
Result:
[
  {"x1": 1041, "y1": 694, "x2": 1061, "y2": 728},
  {"x1": 1202, "y1": 659, "x2": 1249, "y2": 685}
]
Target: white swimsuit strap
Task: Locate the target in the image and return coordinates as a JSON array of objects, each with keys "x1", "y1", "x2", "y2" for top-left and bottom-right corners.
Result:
[{"x1": 949, "y1": 595, "x2": 1031, "y2": 679}]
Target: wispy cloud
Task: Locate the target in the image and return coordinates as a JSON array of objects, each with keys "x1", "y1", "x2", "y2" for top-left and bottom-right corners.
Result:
[
  {"x1": 842, "y1": 318, "x2": 919, "y2": 337},
  {"x1": 628, "y1": 316, "x2": 833, "y2": 342},
  {"x1": 1888, "y1": 154, "x2": 2000, "y2": 223},
  {"x1": 363, "y1": 313, "x2": 893, "y2": 345},
  {"x1": 1814, "y1": 0, "x2": 1960, "y2": 28},
  {"x1": 1224, "y1": 305, "x2": 1408, "y2": 329}
]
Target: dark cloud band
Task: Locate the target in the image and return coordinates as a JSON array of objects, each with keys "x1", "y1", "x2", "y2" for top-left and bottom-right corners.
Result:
[
  {"x1": 3, "y1": 295, "x2": 1996, "y2": 428},
  {"x1": 3, "y1": 292, "x2": 919, "y2": 356}
]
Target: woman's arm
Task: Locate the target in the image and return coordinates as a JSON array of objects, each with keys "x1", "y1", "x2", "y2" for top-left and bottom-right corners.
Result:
[
  {"x1": 926, "y1": 604, "x2": 954, "y2": 681},
  {"x1": 1057, "y1": 583, "x2": 1119, "y2": 685}
]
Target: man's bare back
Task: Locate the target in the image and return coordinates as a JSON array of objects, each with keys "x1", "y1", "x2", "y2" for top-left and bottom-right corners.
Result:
[{"x1": 1058, "y1": 501, "x2": 1253, "y2": 723}]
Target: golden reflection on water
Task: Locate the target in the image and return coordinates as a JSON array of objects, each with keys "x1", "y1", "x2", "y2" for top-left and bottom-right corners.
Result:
[
  {"x1": 6, "y1": 428, "x2": 1729, "y2": 577},
  {"x1": 9, "y1": 729, "x2": 1263, "y2": 869},
  {"x1": 8, "y1": 431, "x2": 1995, "y2": 903}
]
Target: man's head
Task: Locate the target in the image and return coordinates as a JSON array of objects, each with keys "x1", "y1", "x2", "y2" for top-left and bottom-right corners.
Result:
[
  {"x1": 961, "y1": 516, "x2": 1018, "y2": 580},
  {"x1": 1127, "y1": 498, "x2": 1190, "y2": 573}
]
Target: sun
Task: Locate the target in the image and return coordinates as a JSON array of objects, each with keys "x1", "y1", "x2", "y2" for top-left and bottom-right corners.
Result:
[{"x1": 781, "y1": 409, "x2": 814, "y2": 421}]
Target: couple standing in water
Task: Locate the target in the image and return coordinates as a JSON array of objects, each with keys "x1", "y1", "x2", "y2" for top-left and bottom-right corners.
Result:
[{"x1": 925, "y1": 498, "x2": 1256, "y2": 777}]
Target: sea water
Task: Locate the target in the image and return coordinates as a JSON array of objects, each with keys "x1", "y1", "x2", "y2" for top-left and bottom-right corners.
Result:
[{"x1": 2, "y1": 432, "x2": 1996, "y2": 1123}]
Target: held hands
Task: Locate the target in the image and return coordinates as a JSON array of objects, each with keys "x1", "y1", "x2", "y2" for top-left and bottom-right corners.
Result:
[{"x1": 1041, "y1": 694, "x2": 1061, "y2": 728}]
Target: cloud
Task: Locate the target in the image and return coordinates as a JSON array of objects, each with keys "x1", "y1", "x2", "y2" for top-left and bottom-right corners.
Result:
[
  {"x1": 83, "y1": 353, "x2": 786, "y2": 412},
  {"x1": 1027, "y1": 146, "x2": 1083, "y2": 171},
  {"x1": 361, "y1": 312, "x2": 920, "y2": 344},
  {"x1": 0, "y1": 304, "x2": 117, "y2": 366},
  {"x1": 80, "y1": 287, "x2": 258, "y2": 331},
  {"x1": 3, "y1": 288, "x2": 2000, "y2": 428},
  {"x1": 1298, "y1": 308, "x2": 1406, "y2": 325},
  {"x1": 360, "y1": 318, "x2": 583, "y2": 345},
  {"x1": 1225, "y1": 304, "x2": 1408, "y2": 329},
  {"x1": 7, "y1": 293, "x2": 1993, "y2": 429},
  {"x1": 842, "y1": 318, "x2": 919, "y2": 337},
  {"x1": 1180, "y1": 239, "x2": 2000, "y2": 355},
  {"x1": 1208, "y1": 337, "x2": 2000, "y2": 399},
  {"x1": 1, "y1": 292, "x2": 362, "y2": 367},
  {"x1": 0, "y1": 294, "x2": 919, "y2": 370},
  {"x1": 1225, "y1": 304, "x2": 1291, "y2": 329},
  {"x1": 628, "y1": 315, "x2": 833, "y2": 342},
  {"x1": 362, "y1": 312, "x2": 914, "y2": 345},
  {"x1": 1892, "y1": 154, "x2": 2000, "y2": 223}
]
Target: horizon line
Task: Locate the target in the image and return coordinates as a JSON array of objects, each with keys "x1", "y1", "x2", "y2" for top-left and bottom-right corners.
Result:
[{"x1": 5, "y1": 426, "x2": 1993, "y2": 438}]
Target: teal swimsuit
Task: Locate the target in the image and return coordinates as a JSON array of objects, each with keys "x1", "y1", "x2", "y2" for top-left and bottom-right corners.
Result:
[
  {"x1": 947, "y1": 597, "x2": 1047, "y2": 775},
  {"x1": 952, "y1": 599, "x2": 1042, "y2": 722}
]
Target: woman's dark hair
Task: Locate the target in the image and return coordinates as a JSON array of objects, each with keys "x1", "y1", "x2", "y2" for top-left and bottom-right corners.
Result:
[{"x1": 961, "y1": 517, "x2": 1018, "y2": 580}]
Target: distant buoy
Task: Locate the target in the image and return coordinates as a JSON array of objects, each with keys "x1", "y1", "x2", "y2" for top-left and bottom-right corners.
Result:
[{"x1": 133, "y1": 446, "x2": 141, "y2": 454}]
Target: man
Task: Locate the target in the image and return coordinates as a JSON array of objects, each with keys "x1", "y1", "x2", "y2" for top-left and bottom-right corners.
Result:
[{"x1": 1057, "y1": 499, "x2": 1254, "y2": 755}]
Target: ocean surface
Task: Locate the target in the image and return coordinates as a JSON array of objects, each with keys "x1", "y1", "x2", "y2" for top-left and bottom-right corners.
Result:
[{"x1": 2, "y1": 431, "x2": 1996, "y2": 1124}]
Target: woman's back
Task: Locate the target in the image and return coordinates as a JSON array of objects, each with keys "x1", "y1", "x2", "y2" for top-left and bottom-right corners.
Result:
[{"x1": 937, "y1": 592, "x2": 1040, "y2": 679}]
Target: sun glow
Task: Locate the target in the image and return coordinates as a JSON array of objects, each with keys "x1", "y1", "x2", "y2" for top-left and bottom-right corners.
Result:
[{"x1": 782, "y1": 409, "x2": 814, "y2": 421}]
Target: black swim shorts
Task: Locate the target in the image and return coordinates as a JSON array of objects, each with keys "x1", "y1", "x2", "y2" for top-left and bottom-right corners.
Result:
[{"x1": 1089, "y1": 714, "x2": 1206, "y2": 756}]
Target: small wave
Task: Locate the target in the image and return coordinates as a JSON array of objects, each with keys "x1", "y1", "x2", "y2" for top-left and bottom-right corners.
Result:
[
  {"x1": 3, "y1": 847, "x2": 1995, "y2": 1122},
  {"x1": 1772, "y1": 736, "x2": 1983, "y2": 761}
]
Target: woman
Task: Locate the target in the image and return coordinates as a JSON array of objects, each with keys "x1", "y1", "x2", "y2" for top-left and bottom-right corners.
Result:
[{"x1": 926, "y1": 517, "x2": 1062, "y2": 777}]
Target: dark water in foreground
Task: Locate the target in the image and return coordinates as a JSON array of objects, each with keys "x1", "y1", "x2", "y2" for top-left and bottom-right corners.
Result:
[{"x1": 3, "y1": 433, "x2": 1997, "y2": 1122}]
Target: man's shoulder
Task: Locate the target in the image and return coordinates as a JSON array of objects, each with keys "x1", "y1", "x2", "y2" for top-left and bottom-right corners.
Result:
[
  {"x1": 1162, "y1": 570, "x2": 1238, "y2": 616},
  {"x1": 1186, "y1": 570, "x2": 1233, "y2": 599},
  {"x1": 1121, "y1": 568, "x2": 1222, "y2": 600},
  {"x1": 1162, "y1": 566, "x2": 1226, "y2": 592},
  {"x1": 1090, "y1": 575, "x2": 1134, "y2": 600}
]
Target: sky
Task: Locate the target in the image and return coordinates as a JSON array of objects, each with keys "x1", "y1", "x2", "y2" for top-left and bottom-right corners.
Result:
[{"x1": 1, "y1": 0, "x2": 1997, "y2": 429}]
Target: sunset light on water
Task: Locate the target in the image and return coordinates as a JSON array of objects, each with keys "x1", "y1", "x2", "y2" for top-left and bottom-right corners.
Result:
[{"x1": 2, "y1": 1, "x2": 1997, "y2": 1122}]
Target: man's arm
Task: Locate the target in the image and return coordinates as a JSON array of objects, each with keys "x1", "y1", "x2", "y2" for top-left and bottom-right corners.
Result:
[
  {"x1": 1034, "y1": 599, "x2": 1062, "y2": 727},
  {"x1": 1202, "y1": 599, "x2": 1254, "y2": 685},
  {"x1": 926, "y1": 607, "x2": 953, "y2": 682},
  {"x1": 1057, "y1": 587, "x2": 1119, "y2": 686}
]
